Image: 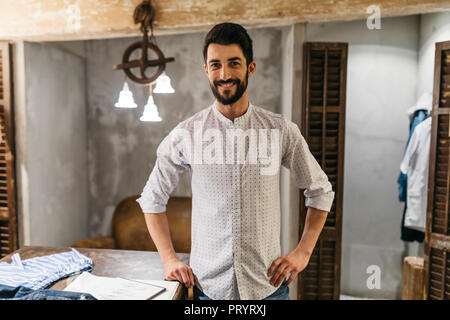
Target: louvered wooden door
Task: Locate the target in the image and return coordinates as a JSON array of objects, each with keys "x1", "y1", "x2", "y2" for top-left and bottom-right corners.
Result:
[
  {"x1": 298, "y1": 42, "x2": 347, "y2": 300},
  {"x1": 424, "y1": 40, "x2": 450, "y2": 300},
  {"x1": 0, "y1": 42, "x2": 17, "y2": 258}
]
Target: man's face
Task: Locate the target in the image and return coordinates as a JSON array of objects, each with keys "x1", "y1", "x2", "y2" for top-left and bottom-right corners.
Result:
[{"x1": 204, "y1": 43, "x2": 256, "y2": 105}]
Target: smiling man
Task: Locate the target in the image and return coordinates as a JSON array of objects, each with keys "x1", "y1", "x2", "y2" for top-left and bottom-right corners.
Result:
[{"x1": 137, "y1": 22, "x2": 334, "y2": 300}]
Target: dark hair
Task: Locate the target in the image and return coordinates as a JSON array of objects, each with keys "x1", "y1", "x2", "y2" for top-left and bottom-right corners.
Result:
[{"x1": 203, "y1": 23, "x2": 253, "y2": 66}]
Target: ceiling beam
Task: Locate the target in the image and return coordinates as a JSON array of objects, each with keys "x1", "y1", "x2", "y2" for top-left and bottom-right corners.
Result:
[{"x1": 1, "y1": 0, "x2": 449, "y2": 41}]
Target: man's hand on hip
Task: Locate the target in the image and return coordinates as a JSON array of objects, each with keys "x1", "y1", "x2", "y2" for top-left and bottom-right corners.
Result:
[
  {"x1": 267, "y1": 249, "x2": 310, "y2": 287},
  {"x1": 267, "y1": 207, "x2": 328, "y2": 287},
  {"x1": 163, "y1": 257, "x2": 195, "y2": 288}
]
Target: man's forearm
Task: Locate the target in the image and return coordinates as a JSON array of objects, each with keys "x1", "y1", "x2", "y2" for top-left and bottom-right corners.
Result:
[
  {"x1": 294, "y1": 207, "x2": 328, "y2": 256},
  {"x1": 268, "y1": 206, "x2": 329, "y2": 286},
  {"x1": 144, "y1": 212, "x2": 195, "y2": 288},
  {"x1": 144, "y1": 212, "x2": 178, "y2": 264}
]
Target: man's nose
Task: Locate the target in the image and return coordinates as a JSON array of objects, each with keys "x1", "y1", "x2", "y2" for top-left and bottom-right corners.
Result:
[{"x1": 219, "y1": 66, "x2": 231, "y2": 80}]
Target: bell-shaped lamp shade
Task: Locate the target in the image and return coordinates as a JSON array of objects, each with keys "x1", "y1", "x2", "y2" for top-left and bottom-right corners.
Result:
[
  {"x1": 140, "y1": 96, "x2": 162, "y2": 122},
  {"x1": 153, "y1": 71, "x2": 175, "y2": 93},
  {"x1": 115, "y1": 82, "x2": 138, "y2": 108}
]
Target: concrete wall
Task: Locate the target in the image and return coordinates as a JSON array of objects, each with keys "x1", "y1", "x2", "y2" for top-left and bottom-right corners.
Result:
[
  {"x1": 85, "y1": 27, "x2": 283, "y2": 237},
  {"x1": 306, "y1": 15, "x2": 420, "y2": 299},
  {"x1": 20, "y1": 41, "x2": 89, "y2": 246},
  {"x1": 279, "y1": 24, "x2": 307, "y2": 299},
  {"x1": 417, "y1": 11, "x2": 450, "y2": 96}
]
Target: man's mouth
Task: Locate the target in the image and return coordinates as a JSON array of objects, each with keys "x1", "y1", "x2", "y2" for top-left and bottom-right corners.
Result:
[
  {"x1": 216, "y1": 80, "x2": 238, "y2": 89},
  {"x1": 219, "y1": 82, "x2": 235, "y2": 88}
]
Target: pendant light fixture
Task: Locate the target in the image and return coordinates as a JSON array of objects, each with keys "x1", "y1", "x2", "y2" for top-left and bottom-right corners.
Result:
[
  {"x1": 153, "y1": 71, "x2": 175, "y2": 94},
  {"x1": 140, "y1": 84, "x2": 162, "y2": 122},
  {"x1": 113, "y1": 0, "x2": 175, "y2": 121},
  {"x1": 114, "y1": 82, "x2": 138, "y2": 108}
]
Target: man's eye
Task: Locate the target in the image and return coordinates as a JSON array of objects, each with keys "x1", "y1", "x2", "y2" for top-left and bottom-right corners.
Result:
[{"x1": 211, "y1": 63, "x2": 220, "y2": 68}]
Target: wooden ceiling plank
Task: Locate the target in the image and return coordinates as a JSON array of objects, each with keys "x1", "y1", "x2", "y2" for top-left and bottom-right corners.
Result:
[{"x1": 0, "y1": 0, "x2": 449, "y2": 41}]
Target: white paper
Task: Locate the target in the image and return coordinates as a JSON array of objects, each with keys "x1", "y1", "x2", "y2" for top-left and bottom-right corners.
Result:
[
  {"x1": 63, "y1": 272, "x2": 166, "y2": 300},
  {"x1": 130, "y1": 279, "x2": 179, "y2": 300}
]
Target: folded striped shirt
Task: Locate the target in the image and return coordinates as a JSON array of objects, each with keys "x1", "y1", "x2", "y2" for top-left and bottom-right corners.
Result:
[{"x1": 0, "y1": 248, "x2": 93, "y2": 290}]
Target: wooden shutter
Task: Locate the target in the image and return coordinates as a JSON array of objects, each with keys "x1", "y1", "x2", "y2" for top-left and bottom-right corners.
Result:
[
  {"x1": 0, "y1": 42, "x2": 17, "y2": 258},
  {"x1": 424, "y1": 40, "x2": 450, "y2": 300},
  {"x1": 298, "y1": 42, "x2": 347, "y2": 300}
]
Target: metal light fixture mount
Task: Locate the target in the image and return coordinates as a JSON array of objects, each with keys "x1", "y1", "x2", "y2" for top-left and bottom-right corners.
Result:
[{"x1": 113, "y1": 0, "x2": 174, "y2": 85}]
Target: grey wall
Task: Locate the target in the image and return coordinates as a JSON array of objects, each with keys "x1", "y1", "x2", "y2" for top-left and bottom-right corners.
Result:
[
  {"x1": 85, "y1": 27, "x2": 283, "y2": 237},
  {"x1": 306, "y1": 15, "x2": 420, "y2": 299},
  {"x1": 417, "y1": 11, "x2": 450, "y2": 96},
  {"x1": 279, "y1": 24, "x2": 307, "y2": 299},
  {"x1": 22, "y1": 41, "x2": 89, "y2": 246}
]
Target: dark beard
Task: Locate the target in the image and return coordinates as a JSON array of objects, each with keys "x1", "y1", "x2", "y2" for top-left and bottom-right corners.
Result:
[{"x1": 210, "y1": 70, "x2": 248, "y2": 105}]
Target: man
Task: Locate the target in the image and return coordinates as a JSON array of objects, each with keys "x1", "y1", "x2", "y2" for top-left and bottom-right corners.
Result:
[{"x1": 137, "y1": 23, "x2": 334, "y2": 300}]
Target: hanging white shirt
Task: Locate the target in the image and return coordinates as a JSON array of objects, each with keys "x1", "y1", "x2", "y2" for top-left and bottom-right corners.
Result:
[{"x1": 400, "y1": 116, "x2": 432, "y2": 232}]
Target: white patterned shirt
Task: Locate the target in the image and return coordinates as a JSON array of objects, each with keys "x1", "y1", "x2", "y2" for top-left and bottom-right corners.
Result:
[{"x1": 137, "y1": 102, "x2": 334, "y2": 300}]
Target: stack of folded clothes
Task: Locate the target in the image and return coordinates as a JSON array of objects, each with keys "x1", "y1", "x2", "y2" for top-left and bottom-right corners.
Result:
[{"x1": 0, "y1": 248, "x2": 96, "y2": 300}]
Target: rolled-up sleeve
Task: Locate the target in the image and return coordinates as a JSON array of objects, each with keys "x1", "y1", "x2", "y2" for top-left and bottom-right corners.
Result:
[
  {"x1": 136, "y1": 127, "x2": 190, "y2": 214},
  {"x1": 281, "y1": 120, "x2": 335, "y2": 212}
]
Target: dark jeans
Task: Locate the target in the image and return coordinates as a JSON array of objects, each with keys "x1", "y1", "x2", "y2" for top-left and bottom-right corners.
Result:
[
  {"x1": 194, "y1": 280, "x2": 290, "y2": 300},
  {"x1": 0, "y1": 284, "x2": 96, "y2": 300}
]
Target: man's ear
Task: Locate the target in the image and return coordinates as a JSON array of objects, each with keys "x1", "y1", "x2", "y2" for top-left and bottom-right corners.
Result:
[
  {"x1": 204, "y1": 64, "x2": 209, "y2": 76},
  {"x1": 248, "y1": 61, "x2": 256, "y2": 78}
]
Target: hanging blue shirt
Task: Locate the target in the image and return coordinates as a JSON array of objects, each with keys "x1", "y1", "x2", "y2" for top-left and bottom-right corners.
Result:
[
  {"x1": 397, "y1": 109, "x2": 428, "y2": 202},
  {"x1": 0, "y1": 248, "x2": 93, "y2": 290}
]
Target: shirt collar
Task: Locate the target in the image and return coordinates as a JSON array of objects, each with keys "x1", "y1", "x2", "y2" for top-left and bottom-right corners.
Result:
[{"x1": 211, "y1": 101, "x2": 254, "y2": 126}]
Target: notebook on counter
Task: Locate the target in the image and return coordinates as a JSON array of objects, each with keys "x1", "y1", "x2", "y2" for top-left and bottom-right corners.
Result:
[{"x1": 63, "y1": 272, "x2": 177, "y2": 300}]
